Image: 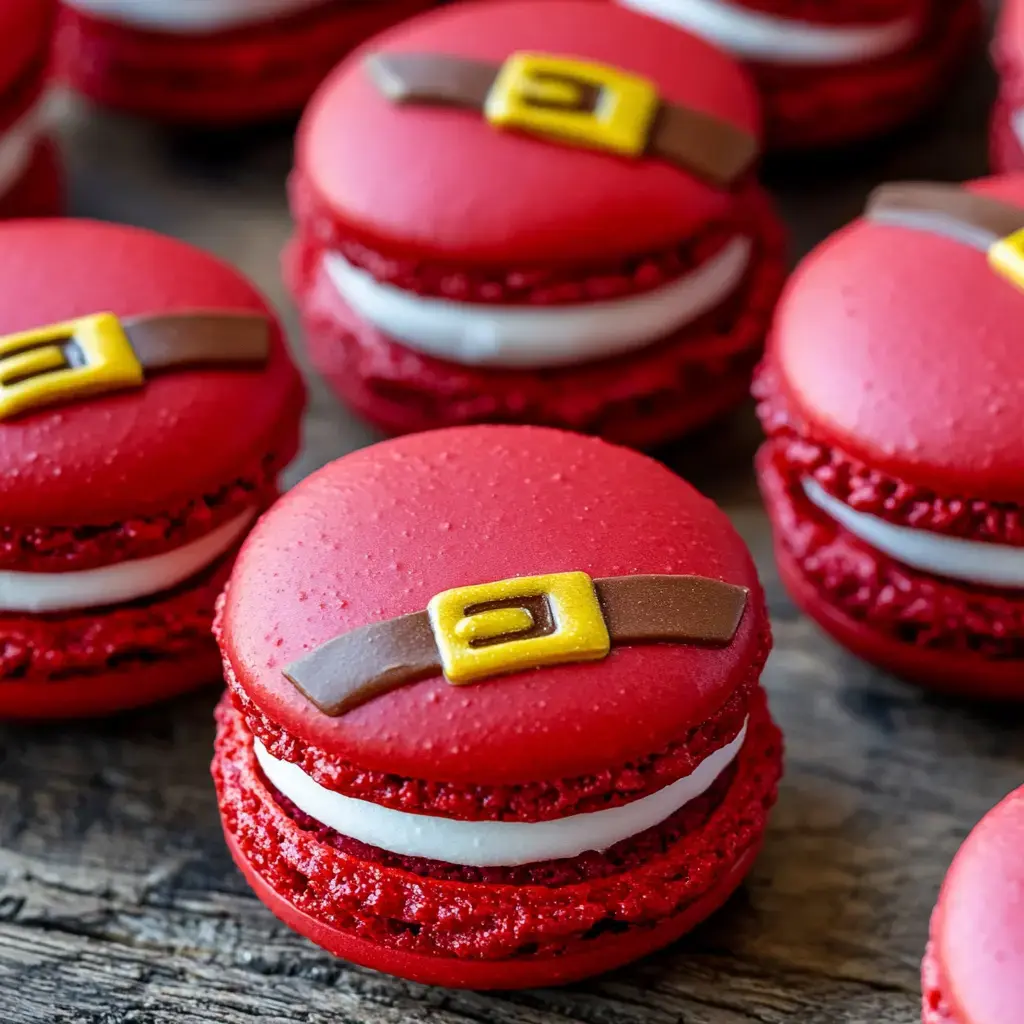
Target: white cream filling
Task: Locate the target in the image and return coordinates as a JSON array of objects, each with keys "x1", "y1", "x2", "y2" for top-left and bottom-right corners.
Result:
[
  {"x1": 618, "y1": 0, "x2": 918, "y2": 65},
  {"x1": 803, "y1": 479, "x2": 1024, "y2": 589},
  {"x1": 61, "y1": 0, "x2": 328, "y2": 33},
  {"x1": 323, "y1": 236, "x2": 752, "y2": 369},
  {"x1": 0, "y1": 507, "x2": 257, "y2": 614},
  {"x1": 0, "y1": 96, "x2": 46, "y2": 200},
  {"x1": 254, "y1": 721, "x2": 747, "y2": 868}
]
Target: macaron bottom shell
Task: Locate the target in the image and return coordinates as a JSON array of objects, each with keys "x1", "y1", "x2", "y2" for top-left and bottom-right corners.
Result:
[
  {"x1": 0, "y1": 136, "x2": 61, "y2": 219},
  {"x1": 54, "y1": 0, "x2": 435, "y2": 124},
  {"x1": 760, "y1": 453, "x2": 1024, "y2": 699},
  {"x1": 759, "y1": 0, "x2": 981, "y2": 149},
  {"x1": 212, "y1": 688, "x2": 782, "y2": 988},
  {"x1": 285, "y1": 189, "x2": 786, "y2": 447}
]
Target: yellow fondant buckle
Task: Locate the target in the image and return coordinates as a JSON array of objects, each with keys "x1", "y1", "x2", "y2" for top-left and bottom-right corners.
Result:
[
  {"x1": 484, "y1": 53, "x2": 658, "y2": 159},
  {"x1": 988, "y1": 227, "x2": 1024, "y2": 292},
  {"x1": 428, "y1": 571, "x2": 611, "y2": 686},
  {"x1": 0, "y1": 313, "x2": 144, "y2": 422}
]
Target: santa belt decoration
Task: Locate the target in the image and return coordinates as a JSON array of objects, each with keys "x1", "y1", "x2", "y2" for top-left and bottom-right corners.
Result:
[
  {"x1": 366, "y1": 51, "x2": 759, "y2": 188},
  {"x1": 866, "y1": 181, "x2": 1024, "y2": 290},
  {"x1": 285, "y1": 570, "x2": 750, "y2": 716},
  {"x1": 0, "y1": 311, "x2": 270, "y2": 421}
]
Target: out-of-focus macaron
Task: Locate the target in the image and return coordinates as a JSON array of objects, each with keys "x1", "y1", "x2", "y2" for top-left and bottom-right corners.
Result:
[
  {"x1": 756, "y1": 176, "x2": 1024, "y2": 697},
  {"x1": 54, "y1": 0, "x2": 435, "y2": 124},
  {"x1": 0, "y1": 219, "x2": 305, "y2": 718},
  {"x1": 285, "y1": 0, "x2": 786, "y2": 448},
  {"x1": 213, "y1": 425, "x2": 782, "y2": 988},
  {"x1": 617, "y1": 0, "x2": 981, "y2": 149},
  {"x1": 992, "y1": 0, "x2": 1024, "y2": 172},
  {"x1": 923, "y1": 785, "x2": 1024, "y2": 1024},
  {"x1": 0, "y1": 0, "x2": 61, "y2": 218}
]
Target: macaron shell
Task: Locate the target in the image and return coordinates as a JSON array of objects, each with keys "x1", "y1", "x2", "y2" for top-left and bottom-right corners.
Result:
[
  {"x1": 298, "y1": 0, "x2": 761, "y2": 265},
  {"x1": 0, "y1": 219, "x2": 304, "y2": 526},
  {"x1": 932, "y1": 787, "x2": 1024, "y2": 1024},
  {"x1": 0, "y1": 0, "x2": 53, "y2": 98},
  {"x1": 770, "y1": 174, "x2": 1024, "y2": 502},
  {"x1": 222, "y1": 426, "x2": 765, "y2": 786}
]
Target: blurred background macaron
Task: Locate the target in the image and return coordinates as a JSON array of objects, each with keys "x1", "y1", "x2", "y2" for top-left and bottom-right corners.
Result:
[
  {"x1": 0, "y1": 0, "x2": 60, "y2": 218},
  {"x1": 991, "y1": 0, "x2": 1024, "y2": 172},
  {"x1": 285, "y1": 0, "x2": 786, "y2": 448},
  {"x1": 54, "y1": 0, "x2": 436, "y2": 124},
  {"x1": 923, "y1": 785, "x2": 1024, "y2": 1024},
  {"x1": 213, "y1": 425, "x2": 782, "y2": 988},
  {"x1": 616, "y1": 0, "x2": 981, "y2": 149},
  {"x1": 0, "y1": 219, "x2": 304, "y2": 718},
  {"x1": 756, "y1": 175, "x2": 1024, "y2": 698}
]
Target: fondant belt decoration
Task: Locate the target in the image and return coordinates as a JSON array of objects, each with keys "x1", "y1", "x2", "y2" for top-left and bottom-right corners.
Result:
[
  {"x1": 365, "y1": 52, "x2": 759, "y2": 188},
  {"x1": 285, "y1": 571, "x2": 749, "y2": 716},
  {"x1": 866, "y1": 182, "x2": 1024, "y2": 291},
  {"x1": 0, "y1": 311, "x2": 270, "y2": 421}
]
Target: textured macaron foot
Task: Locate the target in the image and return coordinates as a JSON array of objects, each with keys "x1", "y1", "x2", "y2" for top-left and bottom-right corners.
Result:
[
  {"x1": 211, "y1": 425, "x2": 782, "y2": 985},
  {"x1": 286, "y1": 0, "x2": 786, "y2": 445},
  {"x1": 922, "y1": 786, "x2": 1024, "y2": 1024},
  {"x1": 55, "y1": 0, "x2": 436, "y2": 124},
  {"x1": 0, "y1": 219, "x2": 304, "y2": 718},
  {"x1": 286, "y1": 185, "x2": 786, "y2": 447},
  {"x1": 755, "y1": 175, "x2": 1024, "y2": 696},
  {"x1": 214, "y1": 685, "x2": 782, "y2": 988},
  {"x1": 759, "y1": 0, "x2": 981, "y2": 148}
]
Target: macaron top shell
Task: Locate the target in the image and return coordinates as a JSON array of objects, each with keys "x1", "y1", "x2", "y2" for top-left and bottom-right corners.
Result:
[
  {"x1": 221, "y1": 426, "x2": 764, "y2": 786},
  {"x1": 996, "y1": 0, "x2": 1024, "y2": 62},
  {"x1": 0, "y1": 0, "x2": 53, "y2": 96},
  {"x1": 0, "y1": 220, "x2": 304, "y2": 527},
  {"x1": 297, "y1": 0, "x2": 761, "y2": 266},
  {"x1": 769, "y1": 175, "x2": 1024, "y2": 503},
  {"x1": 932, "y1": 786, "x2": 1024, "y2": 1024}
]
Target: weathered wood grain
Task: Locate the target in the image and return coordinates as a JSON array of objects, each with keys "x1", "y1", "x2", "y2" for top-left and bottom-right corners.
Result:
[{"x1": 0, "y1": 11, "x2": 1016, "y2": 1020}]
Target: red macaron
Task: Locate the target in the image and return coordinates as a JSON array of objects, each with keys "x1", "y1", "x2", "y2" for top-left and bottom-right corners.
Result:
[
  {"x1": 922, "y1": 785, "x2": 1024, "y2": 1024},
  {"x1": 285, "y1": 0, "x2": 786, "y2": 448},
  {"x1": 0, "y1": 0, "x2": 60, "y2": 219},
  {"x1": 54, "y1": 0, "x2": 435, "y2": 124},
  {"x1": 756, "y1": 175, "x2": 1024, "y2": 698},
  {"x1": 212, "y1": 425, "x2": 782, "y2": 988},
  {"x1": 991, "y1": 0, "x2": 1024, "y2": 172},
  {"x1": 0, "y1": 219, "x2": 305, "y2": 718},
  {"x1": 617, "y1": 0, "x2": 980, "y2": 149}
]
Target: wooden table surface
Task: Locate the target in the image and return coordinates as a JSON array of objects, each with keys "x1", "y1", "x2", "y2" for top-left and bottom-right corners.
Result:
[{"x1": 3, "y1": 11, "x2": 1022, "y2": 1021}]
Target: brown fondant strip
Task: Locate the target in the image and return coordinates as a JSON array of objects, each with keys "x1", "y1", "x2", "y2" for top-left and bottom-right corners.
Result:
[
  {"x1": 365, "y1": 52, "x2": 757, "y2": 186},
  {"x1": 285, "y1": 574, "x2": 750, "y2": 716},
  {"x1": 865, "y1": 182, "x2": 1024, "y2": 251},
  {"x1": 283, "y1": 611, "x2": 440, "y2": 717},
  {"x1": 123, "y1": 312, "x2": 270, "y2": 370},
  {"x1": 595, "y1": 575, "x2": 748, "y2": 645}
]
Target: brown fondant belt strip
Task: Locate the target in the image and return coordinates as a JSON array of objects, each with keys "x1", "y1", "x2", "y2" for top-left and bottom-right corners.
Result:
[
  {"x1": 285, "y1": 572, "x2": 749, "y2": 716},
  {"x1": 0, "y1": 310, "x2": 270, "y2": 421},
  {"x1": 866, "y1": 182, "x2": 1024, "y2": 251},
  {"x1": 366, "y1": 52, "x2": 758, "y2": 188}
]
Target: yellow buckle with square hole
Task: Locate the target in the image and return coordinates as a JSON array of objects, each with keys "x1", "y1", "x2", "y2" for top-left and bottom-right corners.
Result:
[
  {"x1": 989, "y1": 227, "x2": 1024, "y2": 292},
  {"x1": 484, "y1": 53, "x2": 659, "y2": 159},
  {"x1": 0, "y1": 313, "x2": 144, "y2": 422},
  {"x1": 428, "y1": 571, "x2": 611, "y2": 686}
]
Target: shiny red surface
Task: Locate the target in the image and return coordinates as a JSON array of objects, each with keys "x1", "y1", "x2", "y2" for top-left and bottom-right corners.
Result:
[
  {"x1": 296, "y1": 0, "x2": 762, "y2": 265},
  {"x1": 0, "y1": 219, "x2": 304, "y2": 527},
  {"x1": 219, "y1": 426, "x2": 768, "y2": 784}
]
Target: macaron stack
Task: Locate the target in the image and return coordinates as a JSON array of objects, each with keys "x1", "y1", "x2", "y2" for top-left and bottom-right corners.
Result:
[
  {"x1": 0, "y1": 0, "x2": 60, "y2": 219},
  {"x1": 617, "y1": 0, "x2": 981, "y2": 148},
  {"x1": 756, "y1": 176, "x2": 1024, "y2": 698},
  {"x1": 55, "y1": 0, "x2": 436, "y2": 124},
  {"x1": 212, "y1": 425, "x2": 782, "y2": 988},
  {"x1": 285, "y1": 0, "x2": 786, "y2": 447},
  {"x1": 0, "y1": 219, "x2": 304, "y2": 718},
  {"x1": 923, "y1": 786, "x2": 1024, "y2": 1024},
  {"x1": 992, "y1": 0, "x2": 1024, "y2": 172}
]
